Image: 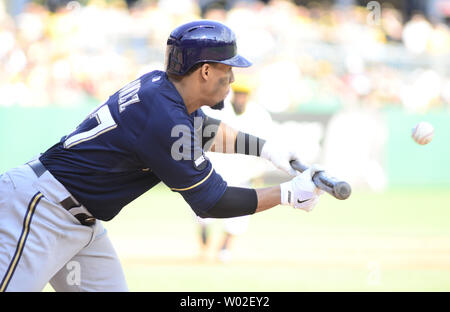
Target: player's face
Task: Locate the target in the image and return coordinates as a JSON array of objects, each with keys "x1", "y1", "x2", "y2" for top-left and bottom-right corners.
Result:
[{"x1": 207, "y1": 64, "x2": 235, "y2": 106}]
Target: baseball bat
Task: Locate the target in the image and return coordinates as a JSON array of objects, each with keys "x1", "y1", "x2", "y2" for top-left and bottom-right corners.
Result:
[{"x1": 290, "y1": 160, "x2": 351, "y2": 200}]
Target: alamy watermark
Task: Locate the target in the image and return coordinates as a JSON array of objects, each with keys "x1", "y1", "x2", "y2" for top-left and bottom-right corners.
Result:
[
  {"x1": 170, "y1": 117, "x2": 260, "y2": 161},
  {"x1": 66, "y1": 1, "x2": 82, "y2": 13},
  {"x1": 367, "y1": 260, "x2": 382, "y2": 286},
  {"x1": 66, "y1": 260, "x2": 81, "y2": 286},
  {"x1": 366, "y1": 1, "x2": 381, "y2": 26}
]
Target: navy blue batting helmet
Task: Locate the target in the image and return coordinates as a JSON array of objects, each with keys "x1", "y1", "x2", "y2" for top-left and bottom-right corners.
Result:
[{"x1": 165, "y1": 20, "x2": 252, "y2": 75}]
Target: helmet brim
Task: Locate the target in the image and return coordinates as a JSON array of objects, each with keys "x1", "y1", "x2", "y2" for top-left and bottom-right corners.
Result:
[{"x1": 220, "y1": 54, "x2": 252, "y2": 68}]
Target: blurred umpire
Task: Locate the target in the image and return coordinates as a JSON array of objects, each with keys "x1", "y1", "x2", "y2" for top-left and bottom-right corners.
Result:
[{"x1": 0, "y1": 20, "x2": 323, "y2": 291}]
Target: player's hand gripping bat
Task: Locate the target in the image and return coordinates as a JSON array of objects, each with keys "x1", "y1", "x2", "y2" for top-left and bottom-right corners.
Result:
[{"x1": 290, "y1": 160, "x2": 351, "y2": 200}]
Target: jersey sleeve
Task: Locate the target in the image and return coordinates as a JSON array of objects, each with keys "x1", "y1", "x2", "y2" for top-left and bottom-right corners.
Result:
[{"x1": 135, "y1": 107, "x2": 227, "y2": 215}]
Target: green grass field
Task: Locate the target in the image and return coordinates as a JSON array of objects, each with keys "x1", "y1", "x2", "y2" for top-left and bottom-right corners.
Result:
[{"x1": 43, "y1": 184, "x2": 450, "y2": 292}]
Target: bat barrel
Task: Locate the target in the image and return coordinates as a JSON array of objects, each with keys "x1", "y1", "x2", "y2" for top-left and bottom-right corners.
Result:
[
  {"x1": 333, "y1": 181, "x2": 352, "y2": 200},
  {"x1": 290, "y1": 160, "x2": 351, "y2": 200}
]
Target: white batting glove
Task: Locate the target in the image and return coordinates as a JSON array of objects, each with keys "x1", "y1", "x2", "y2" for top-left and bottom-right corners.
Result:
[
  {"x1": 260, "y1": 140, "x2": 300, "y2": 176},
  {"x1": 280, "y1": 166, "x2": 324, "y2": 212}
]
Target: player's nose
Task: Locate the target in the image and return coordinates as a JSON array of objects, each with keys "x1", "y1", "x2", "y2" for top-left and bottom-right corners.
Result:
[{"x1": 229, "y1": 70, "x2": 235, "y2": 84}]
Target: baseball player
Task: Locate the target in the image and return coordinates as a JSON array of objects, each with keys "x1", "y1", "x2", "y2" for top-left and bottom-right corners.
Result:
[
  {"x1": 0, "y1": 20, "x2": 323, "y2": 292},
  {"x1": 197, "y1": 74, "x2": 274, "y2": 262}
]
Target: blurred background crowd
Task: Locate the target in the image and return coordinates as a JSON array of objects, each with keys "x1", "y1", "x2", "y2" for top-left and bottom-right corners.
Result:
[
  {"x1": 1, "y1": 0, "x2": 450, "y2": 112},
  {"x1": 1, "y1": 0, "x2": 450, "y2": 191}
]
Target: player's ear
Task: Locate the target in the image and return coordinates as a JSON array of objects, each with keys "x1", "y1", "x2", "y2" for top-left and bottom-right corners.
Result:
[{"x1": 200, "y1": 63, "x2": 211, "y2": 81}]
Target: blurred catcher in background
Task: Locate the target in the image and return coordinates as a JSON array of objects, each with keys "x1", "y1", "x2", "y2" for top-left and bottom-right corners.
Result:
[{"x1": 197, "y1": 73, "x2": 274, "y2": 263}]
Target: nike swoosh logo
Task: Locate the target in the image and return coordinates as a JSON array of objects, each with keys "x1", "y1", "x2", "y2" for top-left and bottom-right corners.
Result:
[{"x1": 297, "y1": 199, "x2": 309, "y2": 204}]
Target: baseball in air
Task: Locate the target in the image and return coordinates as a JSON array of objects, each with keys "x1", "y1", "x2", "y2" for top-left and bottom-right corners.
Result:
[{"x1": 411, "y1": 121, "x2": 434, "y2": 145}]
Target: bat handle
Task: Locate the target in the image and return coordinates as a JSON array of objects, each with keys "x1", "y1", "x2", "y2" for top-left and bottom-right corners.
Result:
[{"x1": 290, "y1": 160, "x2": 352, "y2": 200}]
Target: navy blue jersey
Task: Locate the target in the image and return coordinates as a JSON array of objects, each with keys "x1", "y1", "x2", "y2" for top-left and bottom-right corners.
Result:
[{"x1": 40, "y1": 71, "x2": 227, "y2": 221}]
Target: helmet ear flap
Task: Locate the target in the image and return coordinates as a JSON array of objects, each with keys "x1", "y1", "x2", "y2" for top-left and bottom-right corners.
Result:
[{"x1": 165, "y1": 45, "x2": 184, "y2": 75}]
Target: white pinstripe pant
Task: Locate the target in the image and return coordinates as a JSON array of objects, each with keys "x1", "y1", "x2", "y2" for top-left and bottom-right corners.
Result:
[{"x1": 0, "y1": 164, "x2": 128, "y2": 292}]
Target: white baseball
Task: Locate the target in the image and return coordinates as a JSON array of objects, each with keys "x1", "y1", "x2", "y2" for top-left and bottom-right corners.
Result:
[{"x1": 411, "y1": 121, "x2": 434, "y2": 145}]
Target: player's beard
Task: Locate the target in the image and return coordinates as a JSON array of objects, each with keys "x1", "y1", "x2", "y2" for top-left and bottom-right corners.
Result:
[{"x1": 211, "y1": 100, "x2": 224, "y2": 110}]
